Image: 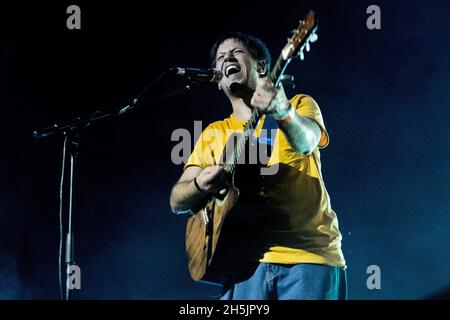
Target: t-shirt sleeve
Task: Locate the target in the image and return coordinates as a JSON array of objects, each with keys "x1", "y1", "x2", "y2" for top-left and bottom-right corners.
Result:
[
  {"x1": 183, "y1": 125, "x2": 220, "y2": 171},
  {"x1": 291, "y1": 94, "x2": 329, "y2": 148}
]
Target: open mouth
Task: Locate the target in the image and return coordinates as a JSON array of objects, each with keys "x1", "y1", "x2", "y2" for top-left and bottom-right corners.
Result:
[{"x1": 224, "y1": 64, "x2": 241, "y2": 77}]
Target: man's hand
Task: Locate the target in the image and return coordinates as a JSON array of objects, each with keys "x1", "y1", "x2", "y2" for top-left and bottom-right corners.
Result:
[
  {"x1": 250, "y1": 77, "x2": 291, "y2": 118},
  {"x1": 195, "y1": 165, "x2": 229, "y2": 195}
]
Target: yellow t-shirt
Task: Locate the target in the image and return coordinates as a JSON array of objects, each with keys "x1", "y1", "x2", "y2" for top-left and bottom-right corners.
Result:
[{"x1": 184, "y1": 94, "x2": 346, "y2": 269}]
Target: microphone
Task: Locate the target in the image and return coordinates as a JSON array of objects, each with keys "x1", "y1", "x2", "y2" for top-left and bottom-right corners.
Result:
[{"x1": 173, "y1": 67, "x2": 223, "y2": 83}]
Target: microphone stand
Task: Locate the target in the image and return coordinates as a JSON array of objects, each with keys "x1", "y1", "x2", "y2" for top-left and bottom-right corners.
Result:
[
  {"x1": 33, "y1": 70, "x2": 198, "y2": 300},
  {"x1": 63, "y1": 130, "x2": 78, "y2": 301}
]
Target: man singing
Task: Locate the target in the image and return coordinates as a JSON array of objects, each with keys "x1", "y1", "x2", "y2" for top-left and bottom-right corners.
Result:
[{"x1": 170, "y1": 32, "x2": 346, "y2": 300}]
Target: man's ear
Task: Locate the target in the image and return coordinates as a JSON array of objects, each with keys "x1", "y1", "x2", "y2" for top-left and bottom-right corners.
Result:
[{"x1": 257, "y1": 61, "x2": 267, "y2": 76}]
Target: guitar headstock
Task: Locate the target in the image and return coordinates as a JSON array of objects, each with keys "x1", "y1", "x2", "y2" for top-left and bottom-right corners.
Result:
[{"x1": 281, "y1": 10, "x2": 319, "y2": 61}]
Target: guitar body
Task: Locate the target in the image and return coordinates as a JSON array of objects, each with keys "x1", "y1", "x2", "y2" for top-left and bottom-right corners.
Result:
[{"x1": 186, "y1": 181, "x2": 260, "y2": 284}]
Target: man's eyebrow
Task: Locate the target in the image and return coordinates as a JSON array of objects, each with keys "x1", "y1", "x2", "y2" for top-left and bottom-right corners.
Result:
[
  {"x1": 217, "y1": 47, "x2": 244, "y2": 54},
  {"x1": 217, "y1": 47, "x2": 245, "y2": 57}
]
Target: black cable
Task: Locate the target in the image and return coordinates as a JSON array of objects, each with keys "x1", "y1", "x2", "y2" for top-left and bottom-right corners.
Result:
[
  {"x1": 133, "y1": 68, "x2": 176, "y2": 105},
  {"x1": 58, "y1": 135, "x2": 68, "y2": 300}
]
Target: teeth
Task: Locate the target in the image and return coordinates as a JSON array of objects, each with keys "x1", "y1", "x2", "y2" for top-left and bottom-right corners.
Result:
[{"x1": 225, "y1": 65, "x2": 240, "y2": 76}]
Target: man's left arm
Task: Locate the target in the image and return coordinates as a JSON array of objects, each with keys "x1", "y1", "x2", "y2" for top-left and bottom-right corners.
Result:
[{"x1": 251, "y1": 77, "x2": 321, "y2": 155}]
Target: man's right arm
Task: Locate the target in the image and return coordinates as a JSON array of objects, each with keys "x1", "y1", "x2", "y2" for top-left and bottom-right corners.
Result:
[{"x1": 169, "y1": 165, "x2": 228, "y2": 214}]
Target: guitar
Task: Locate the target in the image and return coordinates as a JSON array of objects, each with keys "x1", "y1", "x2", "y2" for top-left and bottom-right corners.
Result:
[{"x1": 185, "y1": 10, "x2": 319, "y2": 285}]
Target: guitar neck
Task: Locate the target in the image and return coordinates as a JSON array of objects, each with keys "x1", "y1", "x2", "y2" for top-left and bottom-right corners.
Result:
[{"x1": 270, "y1": 52, "x2": 291, "y2": 86}]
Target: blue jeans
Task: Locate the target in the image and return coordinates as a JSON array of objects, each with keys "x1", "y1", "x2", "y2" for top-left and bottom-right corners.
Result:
[{"x1": 220, "y1": 263, "x2": 347, "y2": 300}]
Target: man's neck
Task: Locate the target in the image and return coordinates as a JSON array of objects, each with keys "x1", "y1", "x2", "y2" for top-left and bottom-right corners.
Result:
[{"x1": 227, "y1": 83, "x2": 255, "y2": 121}]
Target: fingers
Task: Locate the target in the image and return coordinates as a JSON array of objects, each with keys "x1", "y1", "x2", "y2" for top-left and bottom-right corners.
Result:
[
  {"x1": 257, "y1": 76, "x2": 273, "y2": 90},
  {"x1": 252, "y1": 77, "x2": 289, "y2": 114},
  {"x1": 255, "y1": 77, "x2": 276, "y2": 98},
  {"x1": 196, "y1": 166, "x2": 229, "y2": 194},
  {"x1": 201, "y1": 165, "x2": 220, "y2": 176},
  {"x1": 206, "y1": 165, "x2": 226, "y2": 180},
  {"x1": 251, "y1": 77, "x2": 276, "y2": 110},
  {"x1": 251, "y1": 90, "x2": 276, "y2": 112}
]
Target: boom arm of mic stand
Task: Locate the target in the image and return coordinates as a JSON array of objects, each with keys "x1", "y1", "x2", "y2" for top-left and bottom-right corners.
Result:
[
  {"x1": 32, "y1": 67, "x2": 200, "y2": 139},
  {"x1": 33, "y1": 84, "x2": 195, "y2": 139}
]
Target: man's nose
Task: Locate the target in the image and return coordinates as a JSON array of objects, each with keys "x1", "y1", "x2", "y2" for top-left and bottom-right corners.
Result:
[{"x1": 224, "y1": 52, "x2": 237, "y2": 62}]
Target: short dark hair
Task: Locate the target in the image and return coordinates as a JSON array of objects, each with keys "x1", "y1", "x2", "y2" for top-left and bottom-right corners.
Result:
[{"x1": 210, "y1": 31, "x2": 271, "y2": 70}]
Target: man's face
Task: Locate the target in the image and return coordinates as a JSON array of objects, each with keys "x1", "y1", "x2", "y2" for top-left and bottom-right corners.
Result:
[{"x1": 215, "y1": 38, "x2": 262, "y2": 95}]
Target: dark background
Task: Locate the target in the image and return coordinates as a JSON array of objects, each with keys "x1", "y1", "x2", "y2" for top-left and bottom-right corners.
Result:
[{"x1": 1, "y1": 0, "x2": 449, "y2": 299}]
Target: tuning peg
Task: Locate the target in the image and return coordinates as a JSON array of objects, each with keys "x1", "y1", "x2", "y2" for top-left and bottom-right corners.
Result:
[
  {"x1": 299, "y1": 50, "x2": 304, "y2": 60},
  {"x1": 280, "y1": 78, "x2": 296, "y2": 89},
  {"x1": 292, "y1": 29, "x2": 299, "y2": 34},
  {"x1": 305, "y1": 41, "x2": 310, "y2": 52},
  {"x1": 309, "y1": 32, "x2": 318, "y2": 43},
  {"x1": 280, "y1": 74, "x2": 295, "y2": 82}
]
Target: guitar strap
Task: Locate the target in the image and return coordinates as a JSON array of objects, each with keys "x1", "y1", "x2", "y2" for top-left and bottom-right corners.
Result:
[{"x1": 256, "y1": 115, "x2": 278, "y2": 159}]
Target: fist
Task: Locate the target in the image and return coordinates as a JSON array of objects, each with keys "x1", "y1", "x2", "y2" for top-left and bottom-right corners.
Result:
[
  {"x1": 195, "y1": 166, "x2": 229, "y2": 195},
  {"x1": 250, "y1": 77, "x2": 290, "y2": 116}
]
